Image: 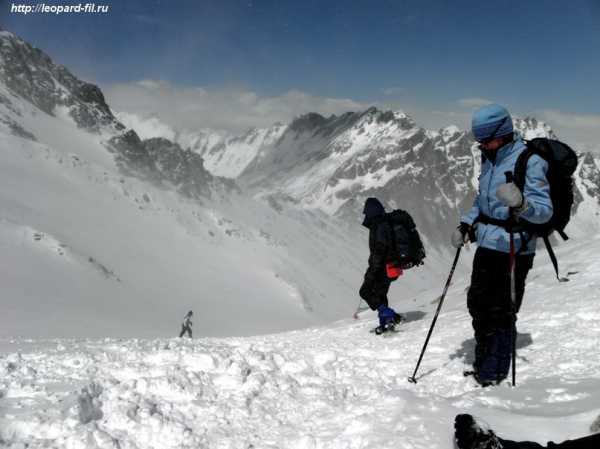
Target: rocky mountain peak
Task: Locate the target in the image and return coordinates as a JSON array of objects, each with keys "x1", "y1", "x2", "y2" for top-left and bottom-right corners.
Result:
[
  {"x1": 0, "y1": 29, "x2": 119, "y2": 132},
  {"x1": 1, "y1": 29, "x2": 233, "y2": 201},
  {"x1": 514, "y1": 116, "x2": 557, "y2": 140},
  {"x1": 359, "y1": 107, "x2": 416, "y2": 130},
  {"x1": 289, "y1": 112, "x2": 330, "y2": 133}
]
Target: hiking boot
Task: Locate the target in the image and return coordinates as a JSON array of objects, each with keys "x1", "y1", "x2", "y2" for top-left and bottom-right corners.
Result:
[
  {"x1": 473, "y1": 373, "x2": 502, "y2": 388},
  {"x1": 454, "y1": 414, "x2": 503, "y2": 449},
  {"x1": 374, "y1": 322, "x2": 396, "y2": 335},
  {"x1": 377, "y1": 305, "x2": 397, "y2": 328}
]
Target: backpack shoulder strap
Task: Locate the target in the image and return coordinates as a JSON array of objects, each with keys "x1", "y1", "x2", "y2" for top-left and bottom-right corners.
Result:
[
  {"x1": 543, "y1": 235, "x2": 569, "y2": 282},
  {"x1": 513, "y1": 142, "x2": 538, "y2": 191},
  {"x1": 384, "y1": 214, "x2": 399, "y2": 258}
]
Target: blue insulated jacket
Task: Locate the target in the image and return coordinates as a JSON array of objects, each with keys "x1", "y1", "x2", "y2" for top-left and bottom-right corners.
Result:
[{"x1": 462, "y1": 138, "x2": 553, "y2": 254}]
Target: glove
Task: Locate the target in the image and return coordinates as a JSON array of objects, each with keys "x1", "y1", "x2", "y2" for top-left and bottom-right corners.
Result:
[
  {"x1": 496, "y1": 182, "x2": 527, "y2": 213},
  {"x1": 451, "y1": 222, "x2": 475, "y2": 248}
]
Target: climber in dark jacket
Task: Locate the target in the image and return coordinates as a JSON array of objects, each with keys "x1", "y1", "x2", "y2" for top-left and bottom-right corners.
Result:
[
  {"x1": 179, "y1": 311, "x2": 193, "y2": 338},
  {"x1": 359, "y1": 198, "x2": 402, "y2": 331}
]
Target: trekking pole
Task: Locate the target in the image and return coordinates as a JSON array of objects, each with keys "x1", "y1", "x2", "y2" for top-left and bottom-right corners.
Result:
[
  {"x1": 408, "y1": 246, "x2": 462, "y2": 384},
  {"x1": 353, "y1": 297, "x2": 363, "y2": 319},
  {"x1": 509, "y1": 229, "x2": 517, "y2": 387},
  {"x1": 506, "y1": 171, "x2": 518, "y2": 387}
]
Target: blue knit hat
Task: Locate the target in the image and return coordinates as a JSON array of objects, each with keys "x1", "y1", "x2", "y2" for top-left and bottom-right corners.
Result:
[{"x1": 471, "y1": 104, "x2": 513, "y2": 142}]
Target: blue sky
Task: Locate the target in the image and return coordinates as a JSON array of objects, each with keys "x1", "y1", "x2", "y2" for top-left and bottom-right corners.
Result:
[{"x1": 2, "y1": 0, "x2": 600, "y2": 146}]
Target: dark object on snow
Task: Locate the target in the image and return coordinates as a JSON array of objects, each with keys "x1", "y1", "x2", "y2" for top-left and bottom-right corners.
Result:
[
  {"x1": 408, "y1": 246, "x2": 461, "y2": 384},
  {"x1": 179, "y1": 311, "x2": 193, "y2": 338},
  {"x1": 360, "y1": 198, "x2": 424, "y2": 311},
  {"x1": 454, "y1": 414, "x2": 502, "y2": 449},
  {"x1": 590, "y1": 414, "x2": 600, "y2": 434},
  {"x1": 359, "y1": 198, "x2": 396, "y2": 312},
  {"x1": 359, "y1": 198, "x2": 406, "y2": 329},
  {"x1": 454, "y1": 413, "x2": 600, "y2": 449}
]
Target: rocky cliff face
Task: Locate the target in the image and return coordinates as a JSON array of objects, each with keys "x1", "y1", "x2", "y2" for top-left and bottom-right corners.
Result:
[
  {"x1": 0, "y1": 28, "x2": 233, "y2": 200},
  {"x1": 202, "y1": 107, "x2": 600, "y2": 248},
  {"x1": 0, "y1": 29, "x2": 118, "y2": 132}
]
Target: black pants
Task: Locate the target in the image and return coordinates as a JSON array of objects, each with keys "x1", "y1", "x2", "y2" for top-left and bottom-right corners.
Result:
[
  {"x1": 467, "y1": 247, "x2": 534, "y2": 380},
  {"x1": 500, "y1": 433, "x2": 600, "y2": 449},
  {"x1": 359, "y1": 271, "x2": 392, "y2": 311},
  {"x1": 179, "y1": 325, "x2": 192, "y2": 338}
]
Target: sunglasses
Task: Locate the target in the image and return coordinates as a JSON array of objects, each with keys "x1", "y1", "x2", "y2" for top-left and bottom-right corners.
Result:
[
  {"x1": 476, "y1": 116, "x2": 509, "y2": 147},
  {"x1": 477, "y1": 136, "x2": 496, "y2": 145}
]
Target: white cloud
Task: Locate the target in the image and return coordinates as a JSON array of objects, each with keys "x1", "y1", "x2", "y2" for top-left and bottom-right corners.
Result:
[
  {"x1": 413, "y1": 109, "x2": 472, "y2": 131},
  {"x1": 415, "y1": 106, "x2": 600, "y2": 153},
  {"x1": 457, "y1": 97, "x2": 493, "y2": 108},
  {"x1": 537, "y1": 109, "x2": 600, "y2": 154},
  {"x1": 103, "y1": 81, "x2": 368, "y2": 134},
  {"x1": 538, "y1": 109, "x2": 600, "y2": 130},
  {"x1": 114, "y1": 111, "x2": 177, "y2": 141},
  {"x1": 102, "y1": 82, "x2": 600, "y2": 154}
]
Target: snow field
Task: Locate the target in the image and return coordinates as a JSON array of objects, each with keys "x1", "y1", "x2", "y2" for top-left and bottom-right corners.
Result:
[{"x1": 1, "y1": 236, "x2": 599, "y2": 448}]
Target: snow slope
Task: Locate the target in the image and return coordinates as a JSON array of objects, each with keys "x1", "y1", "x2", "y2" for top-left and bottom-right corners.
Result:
[
  {"x1": 0, "y1": 116, "x2": 384, "y2": 337},
  {"x1": 2, "y1": 29, "x2": 448, "y2": 338},
  {"x1": 1, "y1": 235, "x2": 599, "y2": 448}
]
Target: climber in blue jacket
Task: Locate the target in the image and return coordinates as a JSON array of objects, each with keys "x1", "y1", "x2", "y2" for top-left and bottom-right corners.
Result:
[{"x1": 451, "y1": 104, "x2": 552, "y2": 386}]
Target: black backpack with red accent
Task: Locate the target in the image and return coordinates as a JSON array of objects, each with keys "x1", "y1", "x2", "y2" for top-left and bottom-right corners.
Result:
[
  {"x1": 386, "y1": 209, "x2": 426, "y2": 270},
  {"x1": 513, "y1": 138, "x2": 578, "y2": 280}
]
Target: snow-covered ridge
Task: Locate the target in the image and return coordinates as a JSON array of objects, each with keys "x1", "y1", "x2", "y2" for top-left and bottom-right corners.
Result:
[
  {"x1": 201, "y1": 122, "x2": 288, "y2": 178},
  {"x1": 188, "y1": 108, "x2": 600, "y2": 250},
  {"x1": 111, "y1": 99, "x2": 600, "y2": 255},
  {"x1": 514, "y1": 117, "x2": 557, "y2": 140}
]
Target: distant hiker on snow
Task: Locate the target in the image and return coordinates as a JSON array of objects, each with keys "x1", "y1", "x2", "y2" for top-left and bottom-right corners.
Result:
[
  {"x1": 454, "y1": 413, "x2": 600, "y2": 449},
  {"x1": 451, "y1": 104, "x2": 554, "y2": 386},
  {"x1": 179, "y1": 311, "x2": 193, "y2": 338},
  {"x1": 359, "y1": 197, "x2": 426, "y2": 334}
]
